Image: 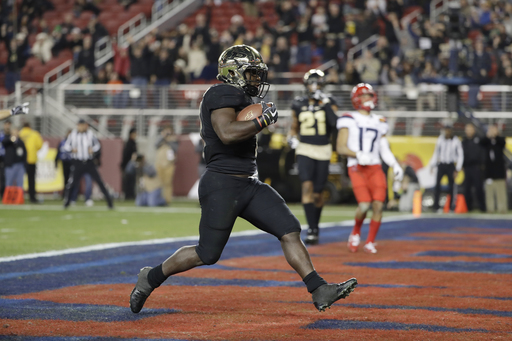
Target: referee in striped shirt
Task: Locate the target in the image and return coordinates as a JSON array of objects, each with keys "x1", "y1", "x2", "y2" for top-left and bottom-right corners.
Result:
[
  {"x1": 428, "y1": 123, "x2": 464, "y2": 212},
  {"x1": 63, "y1": 119, "x2": 113, "y2": 209}
]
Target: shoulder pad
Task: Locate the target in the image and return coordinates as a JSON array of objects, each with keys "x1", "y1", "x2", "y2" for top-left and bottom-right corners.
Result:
[{"x1": 203, "y1": 83, "x2": 248, "y2": 110}]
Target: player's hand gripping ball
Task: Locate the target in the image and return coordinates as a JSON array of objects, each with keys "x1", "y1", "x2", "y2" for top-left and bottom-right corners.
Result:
[
  {"x1": 237, "y1": 102, "x2": 278, "y2": 130},
  {"x1": 236, "y1": 103, "x2": 264, "y2": 121}
]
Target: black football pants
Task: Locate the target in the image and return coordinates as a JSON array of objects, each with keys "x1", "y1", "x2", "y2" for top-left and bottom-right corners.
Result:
[{"x1": 64, "y1": 160, "x2": 113, "y2": 208}]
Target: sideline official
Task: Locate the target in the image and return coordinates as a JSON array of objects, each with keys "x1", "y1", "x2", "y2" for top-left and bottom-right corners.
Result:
[
  {"x1": 428, "y1": 123, "x2": 464, "y2": 212},
  {"x1": 63, "y1": 119, "x2": 113, "y2": 209}
]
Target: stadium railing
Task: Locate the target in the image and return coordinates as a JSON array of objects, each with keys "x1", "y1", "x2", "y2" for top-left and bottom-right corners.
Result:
[{"x1": 11, "y1": 82, "x2": 507, "y2": 140}]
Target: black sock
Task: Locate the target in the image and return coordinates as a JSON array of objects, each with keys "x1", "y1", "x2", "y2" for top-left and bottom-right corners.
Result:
[
  {"x1": 303, "y1": 203, "x2": 317, "y2": 234},
  {"x1": 303, "y1": 270, "x2": 328, "y2": 293},
  {"x1": 147, "y1": 264, "x2": 168, "y2": 289},
  {"x1": 314, "y1": 205, "x2": 323, "y2": 227}
]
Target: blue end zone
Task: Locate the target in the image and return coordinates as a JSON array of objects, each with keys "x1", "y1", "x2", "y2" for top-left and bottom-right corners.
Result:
[
  {"x1": 0, "y1": 298, "x2": 179, "y2": 322},
  {"x1": 304, "y1": 319, "x2": 490, "y2": 333}
]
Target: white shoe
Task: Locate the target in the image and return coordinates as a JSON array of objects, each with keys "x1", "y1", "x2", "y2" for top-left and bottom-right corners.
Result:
[
  {"x1": 70, "y1": 201, "x2": 76, "y2": 206},
  {"x1": 363, "y1": 242, "x2": 377, "y2": 254},
  {"x1": 85, "y1": 199, "x2": 94, "y2": 207},
  {"x1": 347, "y1": 234, "x2": 360, "y2": 253}
]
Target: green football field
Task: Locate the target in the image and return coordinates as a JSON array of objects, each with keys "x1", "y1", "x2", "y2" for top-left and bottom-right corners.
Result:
[{"x1": 0, "y1": 199, "x2": 411, "y2": 258}]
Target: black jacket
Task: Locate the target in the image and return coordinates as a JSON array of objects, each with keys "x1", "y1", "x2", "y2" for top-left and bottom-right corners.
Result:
[
  {"x1": 480, "y1": 136, "x2": 506, "y2": 179},
  {"x1": 2, "y1": 135, "x2": 27, "y2": 166},
  {"x1": 462, "y1": 136, "x2": 485, "y2": 167},
  {"x1": 121, "y1": 138, "x2": 137, "y2": 171}
]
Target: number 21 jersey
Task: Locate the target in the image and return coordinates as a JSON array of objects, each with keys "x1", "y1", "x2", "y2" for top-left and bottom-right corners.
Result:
[{"x1": 336, "y1": 111, "x2": 388, "y2": 167}]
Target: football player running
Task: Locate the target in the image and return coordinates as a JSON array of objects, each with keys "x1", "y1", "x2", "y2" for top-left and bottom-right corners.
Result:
[
  {"x1": 336, "y1": 83, "x2": 403, "y2": 254},
  {"x1": 289, "y1": 69, "x2": 339, "y2": 245},
  {"x1": 130, "y1": 45, "x2": 357, "y2": 314},
  {"x1": 0, "y1": 103, "x2": 29, "y2": 121}
]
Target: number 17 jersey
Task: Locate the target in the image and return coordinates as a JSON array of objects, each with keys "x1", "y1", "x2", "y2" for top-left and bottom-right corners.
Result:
[{"x1": 336, "y1": 111, "x2": 388, "y2": 167}]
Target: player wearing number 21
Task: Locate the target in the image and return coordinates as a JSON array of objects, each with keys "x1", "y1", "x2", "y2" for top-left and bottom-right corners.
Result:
[
  {"x1": 289, "y1": 69, "x2": 339, "y2": 245},
  {"x1": 336, "y1": 83, "x2": 403, "y2": 254}
]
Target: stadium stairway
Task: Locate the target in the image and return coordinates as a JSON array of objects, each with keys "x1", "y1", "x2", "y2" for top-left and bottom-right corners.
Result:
[{"x1": 13, "y1": 0, "x2": 154, "y2": 85}]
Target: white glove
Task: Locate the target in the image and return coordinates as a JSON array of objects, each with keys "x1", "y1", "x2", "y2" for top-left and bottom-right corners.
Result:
[
  {"x1": 356, "y1": 151, "x2": 372, "y2": 166},
  {"x1": 11, "y1": 102, "x2": 29, "y2": 116},
  {"x1": 393, "y1": 163, "x2": 404, "y2": 181},
  {"x1": 288, "y1": 136, "x2": 299, "y2": 149}
]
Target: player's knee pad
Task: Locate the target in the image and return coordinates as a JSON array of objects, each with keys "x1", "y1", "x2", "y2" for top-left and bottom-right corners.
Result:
[{"x1": 358, "y1": 202, "x2": 371, "y2": 213}]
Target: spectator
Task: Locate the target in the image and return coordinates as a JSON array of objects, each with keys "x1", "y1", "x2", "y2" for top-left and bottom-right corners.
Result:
[
  {"x1": 55, "y1": 129, "x2": 73, "y2": 199},
  {"x1": 31, "y1": 32, "x2": 53, "y2": 63},
  {"x1": 155, "y1": 125, "x2": 179, "y2": 204},
  {"x1": 462, "y1": 123, "x2": 486, "y2": 212},
  {"x1": 173, "y1": 59, "x2": 187, "y2": 84},
  {"x1": 0, "y1": 121, "x2": 12, "y2": 197},
  {"x1": 113, "y1": 41, "x2": 130, "y2": 82},
  {"x1": 128, "y1": 37, "x2": 151, "y2": 108},
  {"x1": 75, "y1": 35, "x2": 95, "y2": 75},
  {"x1": 128, "y1": 154, "x2": 167, "y2": 207},
  {"x1": 121, "y1": 128, "x2": 138, "y2": 200},
  {"x1": 344, "y1": 60, "x2": 362, "y2": 85},
  {"x1": 186, "y1": 39, "x2": 207, "y2": 80},
  {"x1": 83, "y1": 15, "x2": 108, "y2": 45},
  {"x1": 5, "y1": 34, "x2": 29, "y2": 93},
  {"x1": 107, "y1": 72, "x2": 127, "y2": 108},
  {"x1": 150, "y1": 48, "x2": 174, "y2": 86},
  {"x1": 467, "y1": 40, "x2": 492, "y2": 108},
  {"x1": 295, "y1": 12, "x2": 314, "y2": 65},
  {"x1": 19, "y1": 122, "x2": 43, "y2": 203},
  {"x1": 356, "y1": 50, "x2": 381, "y2": 86},
  {"x1": 480, "y1": 124, "x2": 508, "y2": 213},
  {"x1": 1, "y1": 127, "x2": 26, "y2": 190},
  {"x1": 397, "y1": 162, "x2": 420, "y2": 212},
  {"x1": 428, "y1": 123, "x2": 464, "y2": 212}
]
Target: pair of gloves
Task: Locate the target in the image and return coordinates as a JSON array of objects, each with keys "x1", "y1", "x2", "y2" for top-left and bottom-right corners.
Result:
[
  {"x1": 357, "y1": 151, "x2": 404, "y2": 181},
  {"x1": 11, "y1": 103, "x2": 30, "y2": 116}
]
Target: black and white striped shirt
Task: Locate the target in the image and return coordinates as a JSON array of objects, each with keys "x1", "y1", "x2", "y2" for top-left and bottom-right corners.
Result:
[
  {"x1": 63, "y1": 129, "x2": 101, "y2": 161},
  {"x1": 429, "y1": 134, "x2": 464, "y2": 171}
]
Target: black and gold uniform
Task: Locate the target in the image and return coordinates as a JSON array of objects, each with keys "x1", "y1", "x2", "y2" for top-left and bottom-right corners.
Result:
[
  {"x1": 290, "y1": 69, "x2": 338, "y2": 244},
  {"x1": 196, "y1": 58, "x2": 300, "y2": 265}
]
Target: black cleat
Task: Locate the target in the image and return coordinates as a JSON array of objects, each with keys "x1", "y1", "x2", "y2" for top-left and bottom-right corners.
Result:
[
  {"x1": 130, "y1": 267, "x2": 154, "y2": 313},
  {"x1": 312, "y1": 278, "x2": 358, "y2": 312}
]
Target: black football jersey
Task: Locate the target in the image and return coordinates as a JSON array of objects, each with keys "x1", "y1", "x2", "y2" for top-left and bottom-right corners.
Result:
[
  {"x1": 291, "y1": 95, "x2": 338, "y2": 145},
  {"x1": 200, "y1": 83, "x2": 256, "y2": 175}
]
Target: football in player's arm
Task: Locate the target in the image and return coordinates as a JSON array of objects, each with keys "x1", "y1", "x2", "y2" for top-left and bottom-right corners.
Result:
[
  {"x1": 336, "y1": 83, "x2": 403, "y2": 254},
  {"x1": 129, "y1": 45, "x2": 357, "y2": 315},
  {"x1": 288, "y1": 69, "x2": 339, "y2": 245},
  {"x1": 0, "y1": 103, "x2": 29, "y2": 121}
]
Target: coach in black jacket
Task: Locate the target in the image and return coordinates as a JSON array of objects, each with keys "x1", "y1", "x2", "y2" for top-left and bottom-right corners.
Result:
[
  {"x1": 462, "y1": 123, "x2": 486, "y2": 212},
  {"x1": 480, "y1": 124, "x2": 508, "y2": 213}
]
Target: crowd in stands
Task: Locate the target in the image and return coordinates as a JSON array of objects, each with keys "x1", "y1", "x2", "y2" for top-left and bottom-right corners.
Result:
[{"x1": 1, "y1": 0, "x2": 512, "y2": 102}]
